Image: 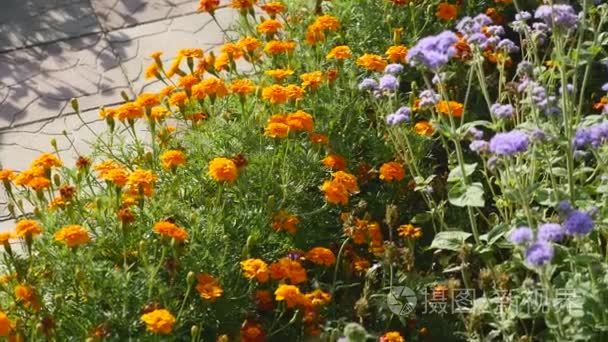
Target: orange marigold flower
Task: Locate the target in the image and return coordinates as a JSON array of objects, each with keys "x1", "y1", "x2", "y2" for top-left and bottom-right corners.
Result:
[
  {"x1": 144, "y1": 63, "x2": 160, "y2": 80},
  {"x1": 310, "y1": 132, "x2": 328, "y2": 144},
  {"x1": 231, "y1": 0, "x2": 257, "y2": 9},
  {"x1": 198, "y1": 77, "x2": 229, "y2": 98},
  {"x1": 256, "y1": 19, "x2": 283, "y2": 35},
  {"x1": 265, "y1": 68, "x2": 294, "y2": 81},
  {"x1": 398, "y1": 224, "x2": 422, "y2": 240},
  {"x1": 331, "y1": 171, "x2": 359, "y2": 193},
  {"x1": 0, "y1": 169, "x2": 15, "y2": 181},
  {"x1": 486, "y1": 7, "x2": 505, "y2": 25},
  {"x1": 326, "y1": 45, "x2": 351, "y2": 60},
  {"x1": 195, "y1": 273, "x2": 223, "y2": 301},
  {"x1": 31, "y1": 153, "x2": 63, "y2": 170},
  {"x1": 178, "y1": 74, "x2": 200, "y2": 89},
  {"x1": 305, "y1": 23, "x2": 325, "y2": 45},
  {"x1": 357, "y1": 54, "x2": 387, "y2": 72},
  {"x1": 140, "y1": 309, "x2": 176, "y2": 335},
  {"x1": 269, "y1": 258, "x2": 307, "y2": 284},
  {"x1": 304, "y1": 289, "x2": 331, "y2": 307},
  {"x1": 300, "y1": 71, "x2": 323, "y2": 90},
  {"x1": 116, "y1": 102, "x2": 144, "y2": 121},
  {"x1": 264, "y1": 40, "x2": 295, "y2": 55},
  {"x1": 240, "y1": 258, "x2": 270, "y2": 283},
  {"x1": 127, "y1": 169, "x2": 157, "y2": 196},
  {"x1": 178, "y1": 48, "x2": 204, "y2": 58},
  {"x1": 150, "y1": 106, "x2": 171, "y2": 121},
  {"x1": 321, "y1": 180, "x2": 349, "y2": 205},
  {"x1": 414, "y1": 120, "x2": 435, "y2": 136},
  {"x1": 255, "y1": 290, "x2": 274, "y2": 311},
  {"x1": 385, "y1": 45, "x2": 408, "y2": 63},
  {"x1": 160, "y1": 150, "x2": 186, "y2": 169},
  {"x1": 274, "y1": 284, "x2": 304, "y2": 308},
  {"x1": 13, "y1": 167, "x2": 43, "y2": 187},
  {"x1": 0, "y1": 311, "x2": 11, "y2": 337},
  {"x1": 14, "y1": 284, "x2": 39, "y2": 310},
  {"x1": 15, "y1": 219, "x2": 42, "y2": 238},
  {"x1": 221, "y1": 43, "x2": 244, "y2": 60},
  {"x1": 262, "y1": 84, "x2": 288, "y2": 104},
  {"x1": 436, "y1": 100, "x2": 464, "y2": 118},
  {"x1": 165, "y1": 56, "x2": 183, "y2": 78},
  {"x1": 379, "y1": 162, "x2": 405, "y2": 182},
  {"x1": 198, "y1": 0, "x2": 220, "y2": 13},
  {"x1": 380, "y1": 331, "x2": 405, "y2": 342},
  {"x1": 264, "y1": 122, "x2": 290, "y2": 138},
  {"x1": 261, "y1": 2, "x2": 285, "y2": 15},
  {"x1": 208, "y1": 157, "x2": 238, "y2": 182},
  {"x1": 136, "y1": 93, "x2": 160, "y2": 108},
  {"x1": 238, "y1": 36, "x2": 262, "y2": 53},
  {"x1": 54, "y1": 225, "x2": 90, "y2": 247},
  {"x1": 352, "y1": 255, "x2": 370, "y2": 273},
  {"x1": 48, "y1": 196, "x2": 66, "y2": 211},
  {"x1": 27, "y1": 177, "x2": 51, "y2": 191},
  {"x1": 169, "y1": 91, "x2": 188, "y2": 107},
  {"x1": 286, "y1": 110, "x2": 314, "y2": 132},
  {"x1": 322, "y1": 154, "x2": 346, "y2": 171},
  {"x1": 241, "y1": 320, "x2": 266, "y2": 342},
  {"x1": 230, "y1": 79, "x2": 256, "y2": 96},
  {"x1": 315, "y1": 15, "x2": 340, "y2": 31},
  {"x1": 436, "y1": 2, "x2": 458, "y2": 21},
  {"x1": 271, "y1": 210, "x2": 300, "y2": 235},
  {"x1": 285, "y1": 84, "x2": 305, "y2": 101},
  {"x1": 153, "y1": 221, "x2": 188, "y2": 242},
  {"x1": 306, "y1": 247, "x2": 335, "y2": 266}
]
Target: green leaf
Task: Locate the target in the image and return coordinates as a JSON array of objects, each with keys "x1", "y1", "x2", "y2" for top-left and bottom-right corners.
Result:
[
  {"x1": 448, "y1": 182, "x2": 485, "y2": 207},
  {"x1": 429, "y1": 231, "x2": 472, "y2": 251},
  {"x1": 447, "y1": 163, "x2": 477, "y2": 183}
]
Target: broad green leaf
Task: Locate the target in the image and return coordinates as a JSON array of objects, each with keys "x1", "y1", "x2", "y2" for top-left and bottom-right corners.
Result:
[
  {"x1": 448, "y1": 182, "x2": 485, "y2": 207},
  {"x1": 447, "y1": 163, "x2": 477, "y2": 183},
  {"x1": 429, "y1": 231, "x2": 472, "y2": 251}
]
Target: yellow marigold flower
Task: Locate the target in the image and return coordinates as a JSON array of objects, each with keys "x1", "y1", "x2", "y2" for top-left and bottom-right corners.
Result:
[
  {"x1": 436, "y1": 2, "x2": 459, "y2": 21},
  {"x1": 0, "y1": 311, "x2": 11, "y2": 337},
  {"x1": 304, "y1": 289, "x2": 332, "y2": 307},
  {"x1": 322, "y1": 154, "x2": 346, "y2": 171},
  {"x1": 150, "y1": 106, "x2": 171, "y2": 121},
  {"x1": 178, "y1": 48, "x2": 204, "y2": 58},
  {"x1": 165, "y1": 56, "x2": 183, "y2": 78},
  {"x1": 261, "y1": 2, "x2": 285, "y2": 15},
  {"x1": 99, "y1": 107, "x2": 116, "y2": 119},
  {"x1": 213, "y1": 52, "x2": 230, "y2": 71},
  {"x1": 95, "y1": 160, "x2": 128, "y2": 186},
  {"x1": 315, "y1": 15, "x2": 340, "y2": 31},
  {"x1": 231, "y1": 0, "x2": 256, "y2": 9},
  {"x1": 379, "y1": 162, "x2": 405, "y2": 182},
  {"x1": 230, "y1": 79, "x2": 256, "y2": 96},
  {"x1": 160, "y1": 150, "x2": 186, "y2": 169},
  {"x1": 140, "y1": 309, "x2": 176, "y2": 335},
  {"x1": 15, "y1": 219, "x2": 42, "y2": 238},
  {"x1": 159, "y1": 85, "x2": 175, "y2": 98},
  {"x1": 310, "y1": 132, "x2": 328, "y2": 144},
  {"x1": 385, "y1": 45, "x2": 408, "y2": 63},
  {"x1": 257, "y1": 19, "x2": 283, "y2": 35},
  {"x1": 153, "y1": 221, "x2": 188, "y2": 242},
  {"x1": 177, "y1": 74, "x2": 200, "y2": 89},
  {"x1": 48, "y1": 196, "x2": 66, "y2": 211},
  {"x1": 0, "y1": 169, "x2": 15, "y2": 181},
  {"x1": 380, "y1": 331, "x2": 405, "y2": 342},
  {"x1": 326, "y1": 45, "x2": 351, "y2": 60},
  {"x1": 0, "y1": 233, "x2": 13, "y2": 246},
  {"x1": 321, "y1": 180, "x2": 349, "y2": 205},
  {"x1": 54, "y1": 225, "x2": 91, "y2": 247},
  {"x1": 13, "y1": 167, "x2": 43, "y2": 187},
  {"x1": 169, "y1": 91, "x2": 188, "y2": 107},
  {"x1": 135, "y1": 93, "x2": 160, "y2": 108},
  {"x1": 436, "y1": 100, "x2": 464, "y2": 118},
  {"x1": 357, "y1": 54, "x2": 387, "y2": 72},
  {"x1": 274, "y1": 284, "x2": 304, "y2": 308},
  {"x1": 414, "y1": 120, "x2": 435, "y2": 136},
  {"x1": 331, "y1": 171, "x2": 359, "y2": 193},
  {"x1": 208, "y1": 157, "x2": 238, "y2": 182},
  {"x1": 262, "y1": 84, "x2": 288, "y2": 104},
  {"x1": 31, "y1": 153, "x2": 63, "y2": 170},
  {"x1": 300, "y1": 71, "x2": 323, "y2": 90},
  {"x1": 271, "y1": 210, "x2": 299, "y2": 234},
  {"x1": 240, "y1": 258, "x2": 270, "y2": 283},
  {"x1": 144, "y1": 62, "x2": 160, "y2": 80},
  {"x1": 306, "y1": 247, "x2": 335, "y2": 266},
  {"x1": 398, "y1": 224, "x2": 422, "y2": 240},
  {"x1": 198, "y1": 0, "x2": 220, "y2": 13},
  {"x1": 285, "y1": 84, "x2": 305, "y2": 101},
  {"x1": 127, "y1": 169, "x2": 157, "y2": 197},
  {"x1": 197, "y1": 77, "x2": 228, "y2": 98},
  {"x1": 265, "y1": 68, "x2": 294, "y2": 82},
  {"x1": 286, "y1": 110, "x2": 314, "y2": 132},
  {"x1": 264, "y1": 122, "x2": 290, "y2": 138},
  {"x1": 237, "y1": 36, "x2": 262, "y2": 53},
  {"x1": 196, "y1": 273, "x2": 223, "y2": 301},
  {"x1": 116, "y1": 102, "x2": 144, "y2": 121}
]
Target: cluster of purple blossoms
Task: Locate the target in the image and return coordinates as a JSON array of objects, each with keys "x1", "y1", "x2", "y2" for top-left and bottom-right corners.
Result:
[
  {"x1": 358, "y1": 78, "x2": 378, "y2": 91},
  {"x1": 535, "y1": 4, "x2": 579, "y2": 29},
  {"x1": 525, "y1": 241, "x2": 554, "y2": 266},
  {"x1": 379, "y1": 74, "x2": 399, "y2": 92},
  {"x1": 469, "y1": 140, "x2": 489, "y2": 154},
  {"x1": 538, "y1": 223, "x2": 565, "y2": 242},
  {"x1": 406, "y1": 31, "x2": 458, "y2": 70},
  {"x1": 563, "y1": 209, "x2": 594, "y2": 236},
  {"x1": 517, "y1": 78, "x2": 560, "y2": 115},
  {"x1": 490, "y1": 103, "x2": 515, "y2": 119},
  {"x1": 573, "y1": 121, "x2": 608, "y2": 149},
  {"x1": 419, "y1": 89, "x2": 440, "y2": 107},
  {"x1": 509, "y1": 226, "x2": 534, "y2": 245},
  {"x1": 455, "y1": 13, "x2": 518, "y2": 54},
  {"x1": 467, "y1": 127, "x2": 484, "y2": 140},
  {"x1": 489, "y1": 130, "x2": 530, "y2": 156},
  {"x1": 384, "y1": 63, "x2": 404, "y2": 75},
  {"x1": 386, "y1": 106, "x2": 411, "y2": 126}
]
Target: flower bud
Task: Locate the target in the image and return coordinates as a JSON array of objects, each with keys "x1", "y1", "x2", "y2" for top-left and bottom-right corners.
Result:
[
  {"x1": 120, "y1": 91, "x2": 130, "y2": 102},
  {"x1": 191, "y1": 325, "x2": 199, "y2": 338},
  {"x1": 187, "y1": 271, "x2": 195, "y2": 286},
  {"x1": 70, "y1": 98, "x2": 79, "y2": 113}
]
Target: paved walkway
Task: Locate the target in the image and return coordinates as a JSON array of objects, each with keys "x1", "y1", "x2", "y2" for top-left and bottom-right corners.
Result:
[{"x1": 0, "y1": 0, "x2": 234, "y2": 230}]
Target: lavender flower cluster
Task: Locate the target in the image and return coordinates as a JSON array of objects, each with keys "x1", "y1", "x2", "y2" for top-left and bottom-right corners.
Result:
[
  {"x1": 456, "y1": 14, "x2": 518, "y2": 54},
  {"x1": 406, "y1": 31, "x2": 458, "y2": 70},
  {"x1": 573, "y1": 121, "x2": 608, "y2": 149}
]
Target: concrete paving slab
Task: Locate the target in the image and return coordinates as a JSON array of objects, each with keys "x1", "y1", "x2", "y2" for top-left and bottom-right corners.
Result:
[{"x1": 91, "y1": 0, "x2": 197, "y2": 31}]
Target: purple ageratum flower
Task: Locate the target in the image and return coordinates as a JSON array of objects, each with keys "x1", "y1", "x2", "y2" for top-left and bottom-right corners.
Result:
[
  {"x1": 559, "y1": 83, "x2": 574, "y2": 95},
  {"x1": 602, "y1": 83, "x2": 608, "y2": 92},
  {"x1": 486, "y1": 25, "x2": 505, "y2": 36},
  {"x1": 531, "y1": 128, "x2": 547, "y2": 141},
  {"x1": 509, "y1": 226, "x2": 534, "y2": 245},
  {"x1": 573, "y1": 121, "x2": 608, "y2": 148},
  {"x1": 379, "y1": 74, "x2": 399, "y2": 91},
  {"x1": 419, "y1": 89, "x2": 440, "y2": 107},
  {"x1": 489, "y1": 130, "x2": 530, "y2": 156},
  {"x1": 358, "y1": 78, "x2": 378, "y2": 91},
  {"x1": 535, "y1": 4, "x2": 579, "y2": 28},
  {"x1": 557, "y1": 200, "x2": 573, "y2": 214},
  {"x1": 497, "y1": 39, "x2": 520, "y2": 53},
  {"x1": 468, "y1": 127, "x2": 484, "y2": 139},
  {"x1": 384, "y1": 63, "x2": 404, "y2": 75},
  {"x1": 470, "y1": 140, "x2": 489, "y2": 154},
  {"x1": 563, "y1": 210, "x2": 594, "y2": 236},
  {"x1": 525, "y1": 241, "x2": 554, "y2": 266},
  {"x1": 486, "y1": 156, "x2": 499, "y2": 171},
  {"x1": 386, "y1": 106, "x2": 411, "y2": 125},
  {"x1": 406, "y1": 31, "x2": 458, "y2": 70},
  {"x1": 538, "y1": 223, "x2": 565, "y2": 242},
  {"x1": 515, "y1": 11, "x2": 532, "y2": 21},
  {"x1": 491, "y1": 103, "x2": 515, "y2": 119}
]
